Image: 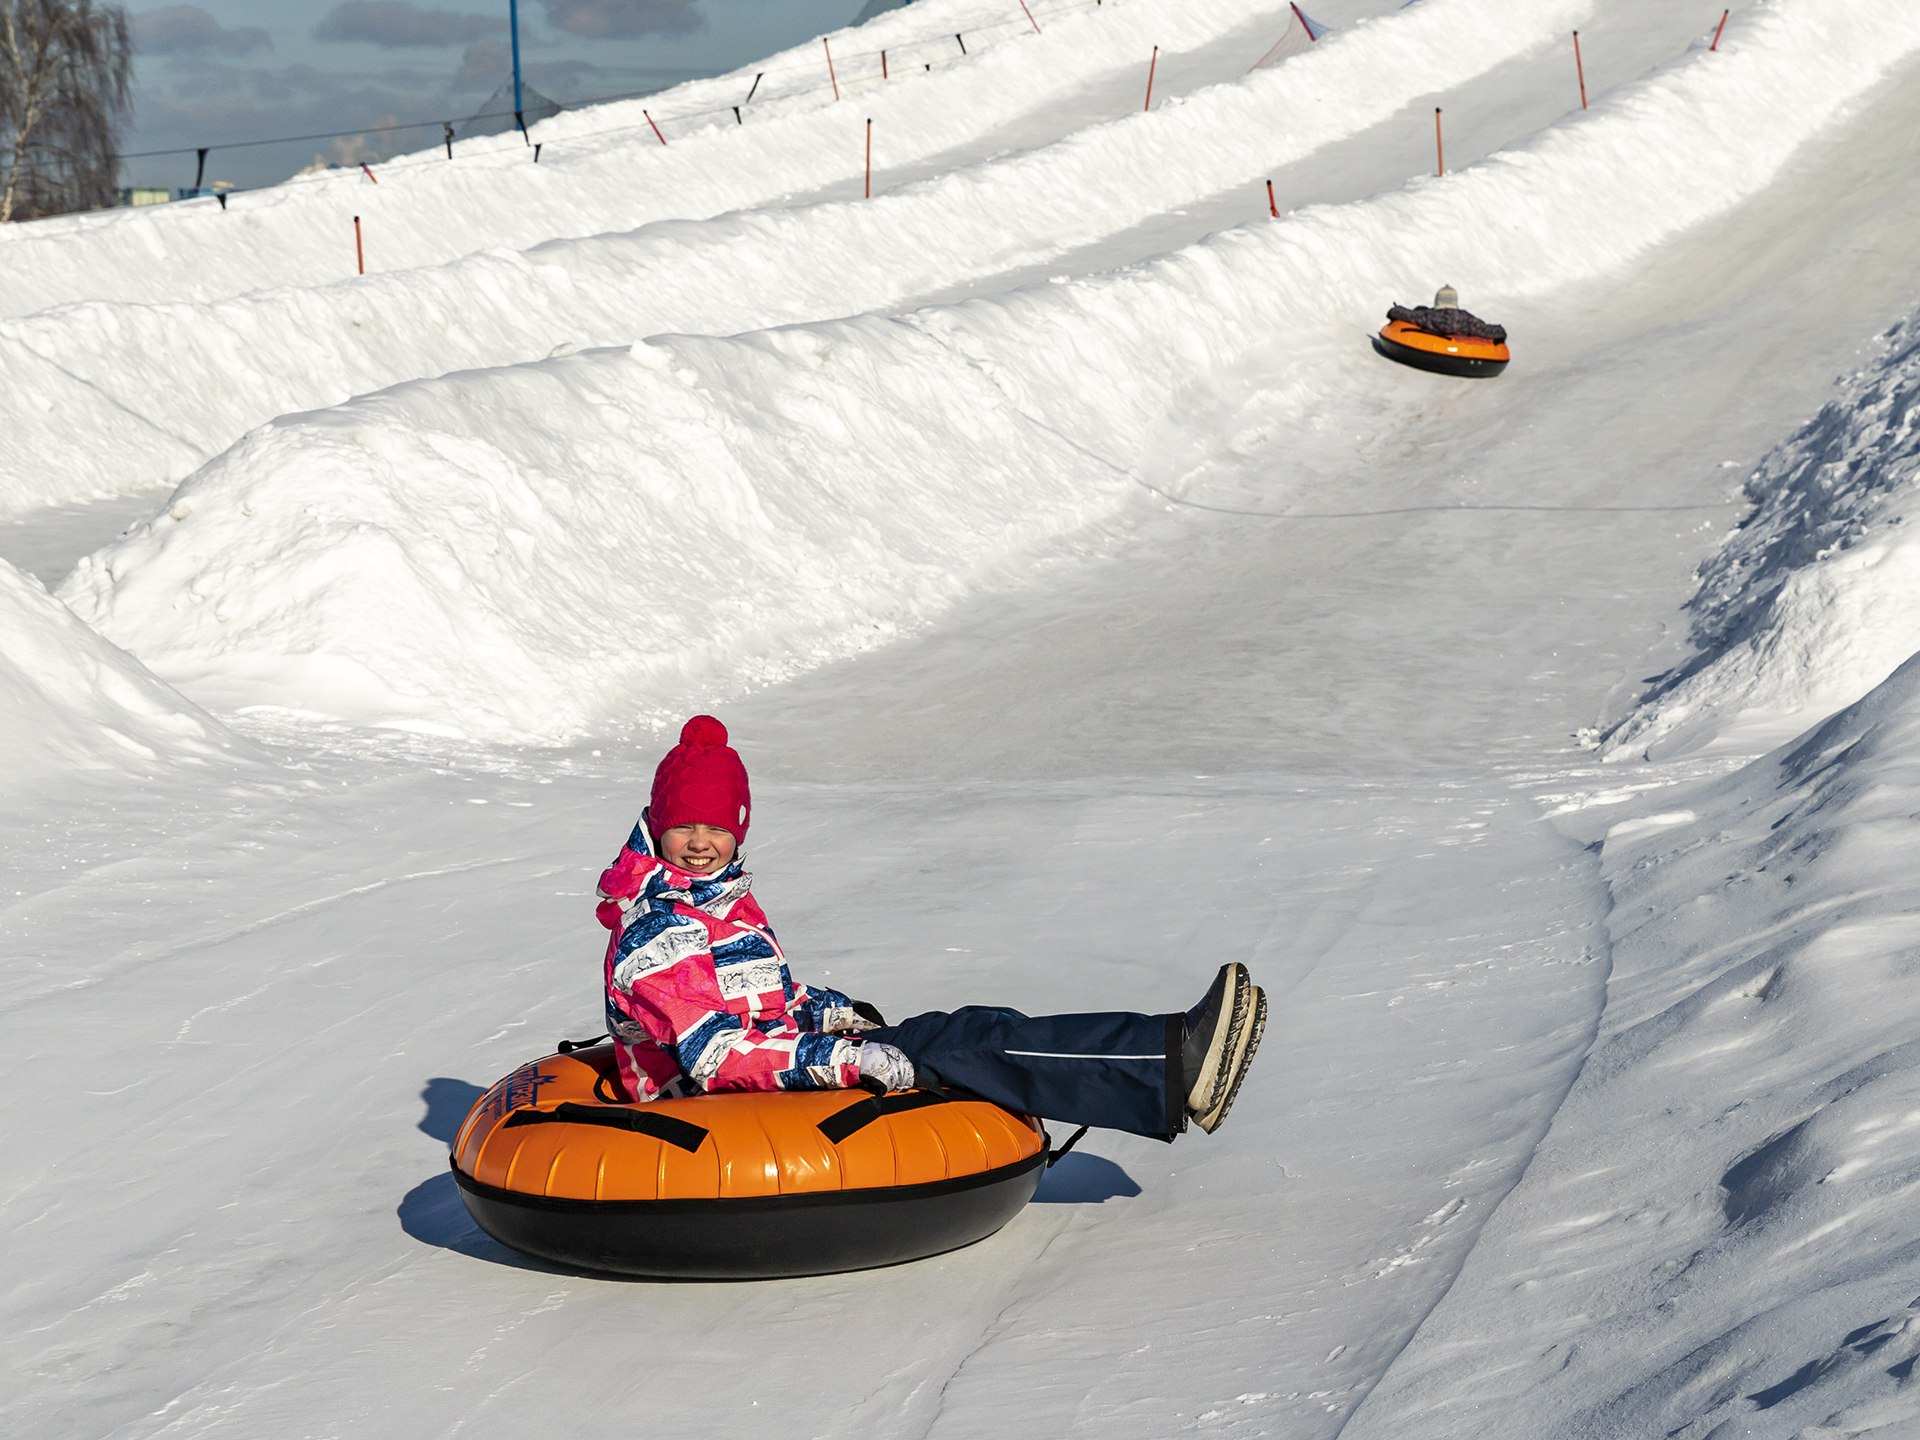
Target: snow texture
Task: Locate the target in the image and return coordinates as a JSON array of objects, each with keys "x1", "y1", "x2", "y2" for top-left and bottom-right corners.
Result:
[
  {"x1": 0, "y1": 0, "x2": 1582, "y2": 514},
  {"x1": 58, "y1": 0, "x2": 1920, "y2": 742},
  {"x1": 1355, "y1": 654, "x2": 1920, "y2": 1438},
  {"x1": 0, "y1": 558, "x2": 241, "y2": 791},
  {"x1": 0, "y1": 0, "x2": 1238, "y2": 319},
  {"x1": 13, "y1": 0, "x2": 1920, "y2": 1435},
  {"x1": 1607, "y1": 310, "x2": 1920, "y2": 761}
]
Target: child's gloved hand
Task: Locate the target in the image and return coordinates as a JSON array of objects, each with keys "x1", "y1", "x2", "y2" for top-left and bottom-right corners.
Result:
[
  {"x1": 821, "y1": 1005, "x2": 880, "y2": 1034},
  {"x1": 856, "y1": 1041, "x2": 916, "y2": 1092}
]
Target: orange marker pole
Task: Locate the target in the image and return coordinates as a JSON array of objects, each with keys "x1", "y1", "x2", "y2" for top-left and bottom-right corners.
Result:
[
  {"x1": 1434, "y1": 107, "x2": 1444, "y2": 176},
  {"x1": 359, "y1": 162, "x2": 378, "y2": 184},
  {"x1": 882, "y1": 49, "x2": 888, "y2": 79},
  {"x1": 865, "y1": 118, "x2": 872, "y2": 198},
  {"x1": 824, "y1": 38, "x2": 840, "y2": 101},
  {"x1": 1710, "y1": 8, "x2": 1729, "y2": 49},
  {"x1": 1019, "y1": 0, "x2": 1041, "y2": 33},
  {"x1": 353, "y1": 215, "x2": 364, "y2": 274},
  {"x1": 644, "y1": 109, "x2": 666, "y2": 145},
  {"x1": 1267, "y1": 179, "x2": 1277, "y2": 217},
  {"x1": 1144, "y1": 46, "x2": 1158, "y2": 111},
  {"x1": 1573, "y1": 31, "x2": 1587, "y2": 109}
]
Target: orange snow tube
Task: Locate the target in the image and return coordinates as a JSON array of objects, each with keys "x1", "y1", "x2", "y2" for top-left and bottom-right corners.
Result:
[
  {"x1": 1372, "y1": 319, "x2": 1510, "y2": 378},
  {"x1": 452, "y1": 1043, "x2": 1051, "y2": 1278}
]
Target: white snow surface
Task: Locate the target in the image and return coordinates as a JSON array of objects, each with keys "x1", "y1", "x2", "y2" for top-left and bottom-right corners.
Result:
[
  {"x1": 0, "y1": 0, "x2": 1269, "y2": 318},
  {"x1": 0, "y1": 558, "x2": 241, "y2": 791},
  {"x1": 13, "y1": 0, "x2": 1920, "y2": 1436},
  {"x1": 58, "y1": 0, "x2": 1920, "y2": 742},
  {"x1": 1355, "y1": 654, "x2": 1920, "y2": 1438},
  {"x1": 1605, "y1": 309, "x2": 1920, "y2": 763},
  {"x1": 0, "y1": 0, "x2": 1559, "y2": 513}
]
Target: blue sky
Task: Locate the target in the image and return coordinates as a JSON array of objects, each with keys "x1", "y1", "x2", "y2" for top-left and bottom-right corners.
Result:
[{"x1": 123, "y1": 1, "x2": 868, "y2": 190}]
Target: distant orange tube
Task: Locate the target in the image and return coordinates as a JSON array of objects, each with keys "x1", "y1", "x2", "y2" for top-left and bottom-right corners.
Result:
[{"x1": 1371, "y1": 319, "x2": 1510, "y2": 378}]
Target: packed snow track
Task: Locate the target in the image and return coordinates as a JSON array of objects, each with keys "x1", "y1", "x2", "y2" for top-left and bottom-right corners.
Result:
[{"x1": 6, "y1": 1, "x2": 1920, "y2": 1437}]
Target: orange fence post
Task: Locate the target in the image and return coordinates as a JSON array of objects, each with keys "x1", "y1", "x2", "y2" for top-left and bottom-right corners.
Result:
[
  {"x1": 1019, "y1": 0, "x2": 1041, "y2": 33},
  {"x1": 1573, "y1": 31, "x2": 1587, "y2": 109},
  {"x1": 1711, "y1": 9, "x2": 1729, "y2": 49},
  {"x1": 865, "y1": 118, "x2": 872, "y2": 198},
  {"x1": 1144, "y1": 46, "x2": 1158, "y2": 111},
  {"x1": 825, "y1": 38, "x2": 840, "y2": 100},
  {"x1": 1434, "y1": 107, "x2": 1444, "y2": 176},
  {"x1": 1267, "y1": 180, "x2": 1277, "y2": 217},
  {"x1": 353, "y1": 215, "x2": 364, "y2": 274},
  {"x1": 644, "y1": 109, "x2": 667, "y2": 145},
  {"x1": 882, "y1": 49, "x2": 888, "y2": 79}
]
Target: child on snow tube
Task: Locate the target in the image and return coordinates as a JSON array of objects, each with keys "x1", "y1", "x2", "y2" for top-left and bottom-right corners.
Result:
[
  {"x1": 1387, "y1": 283, "x2": 1507, "y2": 343},
  {"x1": 598, "y1": 716, "x2": 1265, "y2": 1141}
]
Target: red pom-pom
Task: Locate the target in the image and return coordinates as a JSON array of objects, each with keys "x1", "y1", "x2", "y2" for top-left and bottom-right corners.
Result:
[{"x1": 679, "y1": 714, "x2": 728, "y2": 748}]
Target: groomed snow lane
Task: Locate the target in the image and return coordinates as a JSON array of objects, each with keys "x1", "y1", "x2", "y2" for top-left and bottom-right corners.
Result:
[{"x1": 9, "y1": 33, "x2": 1920, "y2": 1436}]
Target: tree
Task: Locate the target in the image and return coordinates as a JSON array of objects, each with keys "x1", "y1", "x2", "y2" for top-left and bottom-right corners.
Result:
[{"x1": 0, "y1": 0, "x2": 132, "y2": 223}]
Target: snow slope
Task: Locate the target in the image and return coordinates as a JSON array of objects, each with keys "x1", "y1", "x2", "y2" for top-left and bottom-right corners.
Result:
[
  {"x1": 0, "y1": 0, "x2": 1561, "y2": 513},
  {"x1": 60, "y1": 0, "x2": 1920, "y2": 741},
  {"x1": 0, "y1": 0, "x2": 1289, "y2": 318},
  {"x1": 0, "y1": 559, "x2": 242, "y2": 791},
  {"x1": 1604, "y1": 308, "x2": 1920, "y2": 762},
  {"x1": 1350, "y1": 653, "x2": 1920, "y2": 1439},
  {"x1": 11, "y1": 0, "x2": 1920, "y2": 1435}
]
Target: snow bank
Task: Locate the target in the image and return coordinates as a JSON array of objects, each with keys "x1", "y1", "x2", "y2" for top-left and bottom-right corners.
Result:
[
  {"x1": 0, "y1": 559, "x2": 242, "y2": 790},
  {"x1": 0, "y1": 0, "x2": 1569, "y2": 514},
  {"x1": 1349, "y1": 652, "x2": 1920, "y2": 1439},
  {"x1": 1604, "y1": 309, "x2": 1920, "y2": 761},
  {"x1": 0, "y1": 0, "x2": 1284, "y2": 321},
  {"x1": 62, "y1": 0, "x2": 1920, "y2": 741}
]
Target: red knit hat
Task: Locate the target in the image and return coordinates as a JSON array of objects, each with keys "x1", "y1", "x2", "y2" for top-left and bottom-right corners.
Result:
[{"x1": 649, "y1": 715, "x2": 751, "y2": 844}]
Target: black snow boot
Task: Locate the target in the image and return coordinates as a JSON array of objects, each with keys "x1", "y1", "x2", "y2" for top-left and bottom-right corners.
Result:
[{"x1": 1181, "y1": 962, "x2": 1267, "y2": 1134}]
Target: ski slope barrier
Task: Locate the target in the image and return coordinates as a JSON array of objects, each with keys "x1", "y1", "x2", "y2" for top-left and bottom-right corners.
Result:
[
  {"x1": 62, "y1": 0, "x2": 1920, "y2": 743},
  {"x1": 0, "y1": 0, "x2": 1291, "y2": 320},
  {"x1": 1348, "y1": 653, "x2": 1920, "y2": 1438},
  {"x1": 0, "y1": 560, "x2": 242, "y2": 790},
  {"x1": 0, "y1": 0, "x2": 1576, "y2": 514},
  {"x1": 1604, "y1": 308, "x2": 1920, "y2": 762}
]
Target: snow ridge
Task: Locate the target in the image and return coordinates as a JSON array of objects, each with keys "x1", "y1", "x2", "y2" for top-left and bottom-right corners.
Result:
[
  {"x1": 1350, "y1": 654, "x2": 1920, "y2": 1439},
  {"x1": 0, "y1": 0, "x2": 1577, "y2": 514},
  {"x1": 60, "y1": 0, "x2": 1920, "y2": 742},
  {"x1": 0, "y1": 0, "x2": 1289, "y2": 325},
  {"x1": 1605, "y1": 309, "x2": 1920, "y2": 761},
  {"x1": 0, "y1": 559, "x2": 244, "y2": 790}
]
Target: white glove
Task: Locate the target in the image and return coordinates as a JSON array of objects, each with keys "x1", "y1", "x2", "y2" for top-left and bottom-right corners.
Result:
[
  {"x1": 821, "y1": 1005, "x2": 880, "y2": 1034},
  {"x1": 856, "y1": 1041, "x2": 916, "y2": 1092}
]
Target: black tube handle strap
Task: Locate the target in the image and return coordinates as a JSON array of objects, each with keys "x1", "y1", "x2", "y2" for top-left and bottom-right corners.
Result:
[
  {"x1": 818, "y1": 1088, "x2": 953, "y2": 1144},
  {"x1": 503, "y1": 1101, "x2": 708, "y2": 1153},
  {"x1": 1047, "y1": 1125, "x2": 1090, "y2": 1167}
]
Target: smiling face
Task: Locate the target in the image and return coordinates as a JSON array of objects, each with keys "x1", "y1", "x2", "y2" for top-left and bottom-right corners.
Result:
[{"x1": 658, "y1": 823, "x2": 738, "y2": 875}]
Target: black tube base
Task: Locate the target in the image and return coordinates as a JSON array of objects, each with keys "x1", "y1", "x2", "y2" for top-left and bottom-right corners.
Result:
[
  {"x1": 452, "y1": 1151, "x2": 1046, "y2": 1279},
  {"x1": 1372, "y1": 331, "x2": 1510, "y2": 378}
]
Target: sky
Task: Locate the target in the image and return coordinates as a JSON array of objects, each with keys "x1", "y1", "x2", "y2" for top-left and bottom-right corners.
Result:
[{"x1": 122, "y1": 0, "x2": 872, "y2": 190}]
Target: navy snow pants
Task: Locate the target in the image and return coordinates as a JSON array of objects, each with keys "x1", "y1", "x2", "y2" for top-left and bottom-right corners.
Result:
[{"x1": 867, "y1": 1006, "x2": 1183, "y2": 1140}]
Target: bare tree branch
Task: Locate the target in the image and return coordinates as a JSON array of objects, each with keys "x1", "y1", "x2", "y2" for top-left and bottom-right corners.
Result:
[{"x1": 0, "y1": 0, "x2": 133, "y2": 223}]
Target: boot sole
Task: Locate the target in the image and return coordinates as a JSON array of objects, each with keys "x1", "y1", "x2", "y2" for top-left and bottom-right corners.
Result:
[
  {"x1": 1194, "y1": 986, "x2": 1265, "y2": 1134},
  {"x1": 1186, "y1": 962, "x2": 1252, "y2": 1118}
]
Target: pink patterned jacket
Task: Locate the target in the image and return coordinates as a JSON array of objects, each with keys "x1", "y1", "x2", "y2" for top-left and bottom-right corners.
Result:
[{"x1": 597, "y1": 816, "x2": 865, "y2": 1103}]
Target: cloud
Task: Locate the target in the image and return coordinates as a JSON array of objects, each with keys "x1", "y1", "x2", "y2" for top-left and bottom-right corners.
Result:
[
  {"x1": 132, "y1": 6, "x2": 271, "y2": 57},
  {"x1": 313, "y1": 2, "x2": 507, "y2": 48},
  {"x1": 453, "y1": 40, "x2": 509, "y2": 90},
  {"x1": 540, "y1": 0, "x2": 701, "y2": 40}
]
